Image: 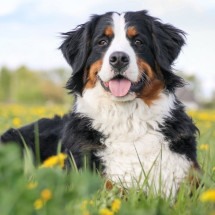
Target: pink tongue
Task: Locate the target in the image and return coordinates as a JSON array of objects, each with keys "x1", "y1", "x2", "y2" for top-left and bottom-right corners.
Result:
[{"x1": 109, "y1": 79, "x2": 131, "y2": 97}]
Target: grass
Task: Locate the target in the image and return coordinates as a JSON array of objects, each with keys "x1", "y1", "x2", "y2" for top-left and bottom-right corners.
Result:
[{"x1": 0, "y1": 103, "x2": 215, "y2": 215}]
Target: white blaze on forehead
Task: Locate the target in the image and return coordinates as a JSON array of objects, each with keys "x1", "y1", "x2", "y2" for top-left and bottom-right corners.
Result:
[
  {"x1": 98, "y1": 13, "x2": 139, "y2": 83},
  {"x1": 111, "y1": 13, "x2": 128, "y2": 52}
]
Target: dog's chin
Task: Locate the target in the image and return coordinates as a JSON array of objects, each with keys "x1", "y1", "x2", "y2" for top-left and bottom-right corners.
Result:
[
  {"x1": 99, "y1": 75, "x2": 145, "y2": 102},
  {"x1": 109, "y1": 92, "x2": 136, "y2": 102}
]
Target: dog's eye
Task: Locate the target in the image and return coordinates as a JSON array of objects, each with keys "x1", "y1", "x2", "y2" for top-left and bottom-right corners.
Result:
[
  {"x1": 98, "y1": 40, "x2": 108, "y2": 46},
  {"x1": 134, "y1": 39, "x2": 143, "y2": 46}
]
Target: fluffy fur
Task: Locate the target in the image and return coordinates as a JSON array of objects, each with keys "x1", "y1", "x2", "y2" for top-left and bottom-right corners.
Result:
[{"x1": 0, "y1": 10, "x2": 199, "y2": 198}]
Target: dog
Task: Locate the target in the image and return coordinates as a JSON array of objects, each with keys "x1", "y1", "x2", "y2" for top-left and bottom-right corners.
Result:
[{"x1": 1, "y1": 10, "x2": 199, "y2": 198}]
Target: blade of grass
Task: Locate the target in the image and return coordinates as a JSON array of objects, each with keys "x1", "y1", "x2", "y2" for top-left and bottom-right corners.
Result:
[{"x1": 34, "y1": 122, "x2": 41, "y2": 166}]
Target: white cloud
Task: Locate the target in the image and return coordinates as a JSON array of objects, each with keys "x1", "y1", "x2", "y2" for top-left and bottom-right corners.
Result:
[
  {"x1": 0, "y1": 1, "x2": 19, "y2": 16},
  {"x1": 140, "y1": 0, "x2": 215, "y2": 16},
  {"x1": 0, "y1": 0, "x2": 30, "y2": 16},
  {"x1": 35, "y1": 0, "x2": 102, "y2": 18}
]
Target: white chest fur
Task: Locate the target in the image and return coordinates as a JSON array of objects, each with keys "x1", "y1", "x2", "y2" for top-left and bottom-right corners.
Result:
[{"x1": 76, "y1": 84, "x2": 191, "y2": 198}]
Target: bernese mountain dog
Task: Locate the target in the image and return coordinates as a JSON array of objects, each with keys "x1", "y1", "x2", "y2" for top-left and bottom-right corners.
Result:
[{"x1": 1, "y1": 10, "x2": 199, "y2": 198}]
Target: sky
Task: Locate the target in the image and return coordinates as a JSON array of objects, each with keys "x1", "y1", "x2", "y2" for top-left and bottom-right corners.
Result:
[{"x1": 0, "y1": 0, "x2": 215, "y2": 97}]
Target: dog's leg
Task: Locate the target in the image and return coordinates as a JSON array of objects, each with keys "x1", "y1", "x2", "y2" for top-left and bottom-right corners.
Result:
[{"x1": 0, "y1": 115, "x2": 68, "y2": 161}]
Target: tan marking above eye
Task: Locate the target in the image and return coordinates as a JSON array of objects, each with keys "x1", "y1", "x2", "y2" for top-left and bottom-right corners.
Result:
[
  {"x1": 104, "y1": 26, "x2": 114, "y2": 37},
  {"x1": 127, "y1": 26, "x2": 138, "y2": 38}
]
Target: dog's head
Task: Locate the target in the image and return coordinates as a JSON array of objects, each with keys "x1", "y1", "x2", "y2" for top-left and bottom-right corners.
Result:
[{"x1": 60, "y1": 10, "x2": 185, "y2": 104}]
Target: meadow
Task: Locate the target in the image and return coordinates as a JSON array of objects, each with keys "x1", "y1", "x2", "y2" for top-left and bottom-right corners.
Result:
[{"x1": 0, "y1": 103, "x2": 215, "y2": 215}]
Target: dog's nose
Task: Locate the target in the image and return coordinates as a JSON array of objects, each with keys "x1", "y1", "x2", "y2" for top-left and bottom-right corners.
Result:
[{"x1": 109, "y1": 52, "x2": 129, "y2": 71}]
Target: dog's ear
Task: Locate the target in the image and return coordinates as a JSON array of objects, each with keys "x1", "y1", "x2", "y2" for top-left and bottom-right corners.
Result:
[
  {"x1": 151, "y1": 20, "x2": 186, "y2": 92},
  {"x1": 60, "y1": 15, "x2": 100, "y2": 94},
  {"x1": 152, "y1": 21, "x2": 186, "y2": 70},
  {"x1": 60, "y1": 25, "x2": 87, "y2": 69}
]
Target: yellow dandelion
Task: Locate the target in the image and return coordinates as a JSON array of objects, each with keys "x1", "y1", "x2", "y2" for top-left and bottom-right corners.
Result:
[
  {"x1": 200, "y1": 189, "x2": 215, "y2": 202},
  {"x1": 198, "y1": 113, "x2": 210, "y2": 121},
  {"x1": 199, "y1": 144, "x2": 209, "y2": 151},
  {"x1": 99, "y1": 208, "x2": 114, "y2": 215},
  {"x1": 27, "y1": 181, "x2": 38, "y2": 189},
  {"x1": 40, "y1": 189, "x2": 52, "y2": 201},
  {"x1": 34, "y1": 199, "x2": 44, "y2": 210},
  {"x1": 80, "y1": 200, "x2": 91, "y2": 215},
  {"x1": 213, "y1": 167, "x2": 215, "y2": 172},
  {"x1": 81, "y1": 200, "x2": 88, "y2": 210},
  {"x1": 111, "y1": 199, "x2": 121, "y2": 213},
  {"x1": 12, "y1": 117, "x2": 21, "y2": 127},
  {"x1": 36, "y1": 107, "x2": 45, "y2": 116},
  {"x1": 40, "y1": 153, "x2": 67, "y2": 168}
]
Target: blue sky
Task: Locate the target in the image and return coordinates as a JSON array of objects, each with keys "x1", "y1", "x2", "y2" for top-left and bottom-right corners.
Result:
[{"x1": 0, "y1": 0, "x2": 215, "y2": 97}]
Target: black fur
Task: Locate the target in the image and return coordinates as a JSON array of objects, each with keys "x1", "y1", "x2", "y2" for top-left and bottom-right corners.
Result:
[
  {"x1": 1, "y1": 10, "x2": 198, "y2": 172},
  {"x1": 62, "y1": 112, "x2": 105, "y2": 169},
  {"x1": 159, "y1": 99, "x2": 198, "y2": 163}
]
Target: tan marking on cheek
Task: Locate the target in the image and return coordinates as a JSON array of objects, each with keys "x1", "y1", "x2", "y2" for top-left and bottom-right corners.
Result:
[
  {"x1": 137, "y1": 59, "x2": 164, "y2": 106},
  {"x1": 84, "y1": 60, "x2": 102, "y2": 89},
  {"x1": 104, "y1": 26, "x2": 113, "y2": 37},
  {"x1": 127, "y1": 26, "x2": 137, "y2": 38},
  {"x1": 139, "y1": 79, "x2": 164, "y2": 106},
  {"x1": 137, "y1": 59, "x2": 155, "y2": 80}
]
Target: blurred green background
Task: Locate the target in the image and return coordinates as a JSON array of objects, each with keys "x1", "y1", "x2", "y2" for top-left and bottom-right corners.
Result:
[{"x1": 0, "y1": 66, "x2": 71, "y2": 105}]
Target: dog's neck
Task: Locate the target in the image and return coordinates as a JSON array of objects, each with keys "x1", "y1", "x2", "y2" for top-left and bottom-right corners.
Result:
[{"x1": 75, "y1": 83, "x2": 175, "y2": 137}]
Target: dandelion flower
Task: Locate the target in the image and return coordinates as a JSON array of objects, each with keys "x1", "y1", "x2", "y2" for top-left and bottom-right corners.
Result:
[
  {"x1": 200, "y1": 189, "x2": 215, "y2": 202},
  {"x1": 199, "y1": 144, "x2": 209, "y2": 151},
  {"x1": 40, "y1": 153, "x2": 67, "y2": 168},
  {"x1": 81, "y1": 200, "x2": 91, "y2": 215},
  {"x1": 111, "y1": 199, "x2": 121, "y2": 213},
  {"x1": 41, "y1": 189, "x2": 52, "y2": 201},
  {"x1": 81, "y1": 200, "x2": 88, "y2": 210},
  {"x1": 12, "y1": 117, "x2": 21, "y2": 127},
  {"x1": 36, "y1": 107, "x2": 45, "y2": 116},
  {"x1": 99, "y1": 208, "x2": 114, "y2": 215},
  {"x1": 34, "y1": 199, "x2": 44, "y2": 210},
  {"x1": 198, "y1": 113, "x2": 210, "y2": 121}
]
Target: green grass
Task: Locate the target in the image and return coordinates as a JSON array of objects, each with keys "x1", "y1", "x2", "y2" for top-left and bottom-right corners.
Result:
[{"x1": 0, "y1": 104, "x2": 215, "y2": 215}]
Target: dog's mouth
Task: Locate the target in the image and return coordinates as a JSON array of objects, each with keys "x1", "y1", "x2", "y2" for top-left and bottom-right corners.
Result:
[{"x1": 100, "y1": 75, "x2": 145, "y2": 97}]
